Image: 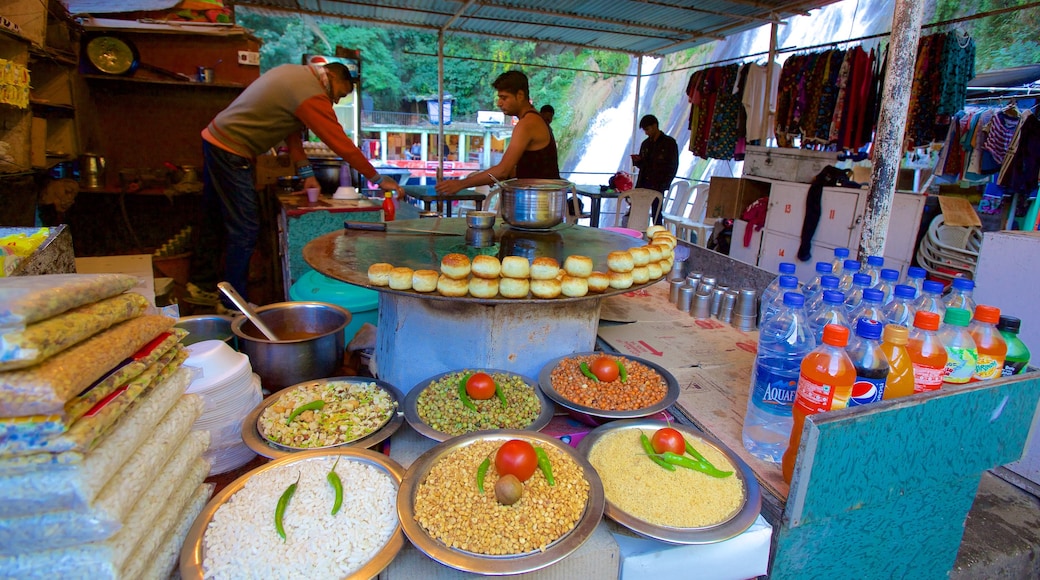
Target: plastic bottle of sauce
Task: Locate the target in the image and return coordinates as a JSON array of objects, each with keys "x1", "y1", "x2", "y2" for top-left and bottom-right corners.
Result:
[
  {"x1": 998, "y1": 315, "x2": 1031, "y2": 376},
  {"x1": 939, "y1": 307, "x2": 977, "y2": 385},
  {"x1": 969, "y1": 305, "x2": 1007, "y2": 381},
  {"x1": 782, "y1": 323, "x2": 856, "y2": 484},
  {"x1": 382, "y1": 191, "x2": 396, "y2": 222},
  {"x1": 880, "y1": 324, "x2": 914, "y2": 399},
  {"x1": 906, "y1": 311, "x2": 948, "y2": 393}
]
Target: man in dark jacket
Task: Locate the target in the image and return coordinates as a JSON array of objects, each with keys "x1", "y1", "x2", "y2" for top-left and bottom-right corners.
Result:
[{"x1": 630, "y1": 114, "x2": 679, "y2": 225}]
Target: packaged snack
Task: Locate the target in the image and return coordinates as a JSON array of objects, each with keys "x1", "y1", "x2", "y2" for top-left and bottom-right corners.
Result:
[{"x1": 0, "y1": 274, "x2": 137, "y2": 332}]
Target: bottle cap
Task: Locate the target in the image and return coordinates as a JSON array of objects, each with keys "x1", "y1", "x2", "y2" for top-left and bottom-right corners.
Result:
[
  {"x1": 782, "y1": 292, "x2": 805, "y2": 307},
  {"x1": 880, "y1": 268, "x2": 899, "y2": 281},
  {"x1": 779, "y1": 262, "x2": 797, "y2": 274},
  {"x1": 834, "y1": 247, "x2": 850, "y2": 259},
  {"x1": 866, "y1": 256, "x2": 884, "y2": 267},
  {"x1": 855, "y1": 317, "x2": 883, "y2": 340},
  {"x1": 882, "y1": 324, "x2": 909, "y2": 345},
  {"x1": 893, "y1": 284, "x2": 916, "y2": 299},
  {"x1": 907, "y1": 266, "x2": 927, "y2": 279},
  {"x1": 852, "y1": 273, "x2": 872, "y2": 286},
  {"x1": 922, "y1": 280, "x2": 944, "y2": 294},
  {"x1": 863, "y1": 288, "x2": 884, "y2": 302},
  {"x1": 998, "y1": 315, "x2": 1021, "y2": 334},
  {"x1": 815, "y1": 262, "x2": 833, "y2": 274},
  {"x1": 384, "y1": 191, "x2": 393, "y2": 198},
  {"x1": 821, "y1": 323, "x2": 850, "y2": 347},
  {"x1": 951, "y1": 277, "x2": 974, "y2": 291},
  {"x1": 843, "y1": 259, "x2": 861, "y2": 271},
  {"x1": 778, "y1": 275, "x2": 799, "y2": 289},
  {"x1": 913, "y1": 310, "x2": 941, "y2": 331},
  {"x1": 943, "y1": 307, "x2": 971, "y2": 327},
  {"x1": 973, "y1": 304, "x2": 1001, "y2": 324},
  {"x1": 820, "y1": 275, "x2": 840, "y2": 289},
  {"x1": 822, "y1": 290, "x2": 845, "y2": 304}
]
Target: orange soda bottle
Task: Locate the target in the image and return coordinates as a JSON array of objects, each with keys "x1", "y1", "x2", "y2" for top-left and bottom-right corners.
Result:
[
  {"x1": 970, "y1": 305, "x2": 1007, "y2": 381},
  {"x1": 906, "y1": 311, "x2": 948, "y2": 393},
  {"x1": 781, "y1": 324, "x2": 857, "y2": 484},
  {"x1": 879, "y1": 324, "x2": 914, "y2": 399}
]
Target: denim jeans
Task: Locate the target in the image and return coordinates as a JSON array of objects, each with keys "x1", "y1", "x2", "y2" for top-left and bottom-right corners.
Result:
[{"x1": 191, "y1": 141, "x2": 259, "y2": 303}]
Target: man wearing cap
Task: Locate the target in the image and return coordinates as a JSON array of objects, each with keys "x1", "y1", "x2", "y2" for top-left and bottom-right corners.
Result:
[{"x1": 630, "y1": 114, "x2": 679, "y2": 225}]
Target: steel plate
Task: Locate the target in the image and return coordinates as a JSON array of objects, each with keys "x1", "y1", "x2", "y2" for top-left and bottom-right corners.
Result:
[
  {"x1": 403, "y1": 368, "x2": 554, "y2": 442},
  {"x1": 179, "y1": 448, "x2": 406, "y2": 580},
  {"x1": 576, "y1": 419, "x2": 761, "y2": 544},
  {"x1": 537, "y1": 352, "x2": 680, "y2": 419},
  {"x1": 398, "y1": 430, "x2": 605, "y2": 575},
  {"x1": 242, "y1": 376, "x2": 404, "y2": 459}
]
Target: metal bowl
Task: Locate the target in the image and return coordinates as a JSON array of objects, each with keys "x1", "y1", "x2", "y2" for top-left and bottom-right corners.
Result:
[
  {"x1": 499, "y1": 178, "x2": 573, "y2": 230},
  {"x1": 276, "y1": 175, "x2": 302, "y2": 193},
  {"x1": 576, "y1": 419, "x2": 761, "y2": 544},
  {"x1": 537, "y1": 352, "x2": 679, "y2": 420},
  {"x1": 174, "y1": 314, "x2": 235, "y2": 347},
  {"x1": 465, "y1": 210, "x2": 497, "y2": 229}
]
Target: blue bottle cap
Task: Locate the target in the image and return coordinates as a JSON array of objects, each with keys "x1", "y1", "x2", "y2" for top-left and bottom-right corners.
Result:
[
  {"x1": 951, "y1": 277, "x2": 974, "y2": 290},
  {"x1": 923, "y1": 280, "x2": 944, "y2": 294},
  {"x1": 853, "y1": 273, "x2": 872, "y2": 286},
  {"x1": 893, "y1": 284, "x2": 916, "y2": 299},
  {"x1": 866, "y1": 255, "x2": 884, "y2": 267},
  {"x1": 843, "y1": 259, "x2": 861, "y2": 271},
  {"x1": 822, "y1": 290, "x2": 845, "y2": 304},
  {"x1": 855, "y1": 317, "x2": 883, "y2": 339},
  {"x1": 778, "y1": 275, "x2": 799, "y2": 289},
  {"x1": 834, "y1": 247, "x2": 850, "y2": 258},
  {"x1": 782, "y1": 292, "x2": 805, "y2": 307},
  {"x1": 880, "y1": 268, "x2": 899, "y2": 281},
  {"x1": 815, "y1": 262, "x2": 833, "y2": 274},
  {"x1": 863, "y1": 288, "x2": 884, "y2": 302},
  {"x1": 907, "y1": 266, "x2": 927, "y2": 279},
  {"x1": 779, "y1": 262, "x2": 796, "y2": 274},
  {"x1": 820, "y1": 275, "x2": 840, "y2": 289}
]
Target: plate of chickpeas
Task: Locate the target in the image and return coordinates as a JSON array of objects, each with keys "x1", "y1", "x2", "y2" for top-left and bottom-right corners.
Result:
[{"x1": 537, "y1": 352, "x2": 679, "y2": 420}]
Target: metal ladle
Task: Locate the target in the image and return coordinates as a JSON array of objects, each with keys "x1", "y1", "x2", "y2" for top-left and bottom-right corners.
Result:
[{"x1": 217, "y1": 282, "x2": 280, "y2": 341}]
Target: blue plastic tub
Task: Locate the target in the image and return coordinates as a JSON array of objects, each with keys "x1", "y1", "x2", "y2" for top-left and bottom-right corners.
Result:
[{"x1": 289, "y1": 269, "x2": 379, "y2": 342}]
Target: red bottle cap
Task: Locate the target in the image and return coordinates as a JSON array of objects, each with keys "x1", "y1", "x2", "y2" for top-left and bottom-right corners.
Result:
[
  {"x1": 973, "y1": 304, "x2": 1001, "y2": 324},
  {"x1": 913, "y1": 310, "x2": 940, "y2": 331},
  {"x1": 821, "y1": 324, "x2": 850, "y2": 347}
]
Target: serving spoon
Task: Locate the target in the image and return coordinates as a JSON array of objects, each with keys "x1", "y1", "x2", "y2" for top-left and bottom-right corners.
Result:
[{"x1": 217, "y1": 282, "x2": 280, "y2": 341}]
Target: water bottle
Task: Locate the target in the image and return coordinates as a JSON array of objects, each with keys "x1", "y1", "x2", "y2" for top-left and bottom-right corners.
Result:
[
  {"x1": 743, "y1": 292, "x2": 816, "y2": 463},
  {"x1": 873, "y1": 268, "x2": 900, "y2": 305},
  {"x1": 830, "y1": 247, "x2": 851, "y2": 275},
  {"x1": 843, "y1": 273, "x2": 873, "y2": 313},
  {"x1": 903, "y1": 266, "x2": 927, "y2": 298},
  {"x1": 809, "y1": 290, "x2": 849, "y2": 344},
  {"x1": 803, "y1": 262, "x2": 834, "y2": 300},
  {"x1": 862, "y1": 255, "x2": 885, "y2": 287},
  {"x1": 969, "y1": 305, "x2": 1007, "y2": 381},
  {"x1": 913, "y1": 280, "x2": 947, "y2": 318},
  {"x1": 850, "y1": 288, "x2": 886, "y2": 324},
  {"x1": 998, "y1": 315, "x2": 1031, "y2": 376},
  {"x1": 943, "y1": 277, "x2": 977, "y2": 316},
  {"x1": 846, "y1": 318, "x2": 889, "y2": 407},
  {"x1": 760, "y1": 262, "x2": 797, "y2": 320},
  {"x1": 806, "y1": 275, "x2": 840, "y2": 316},
  {"x1": 838, "y1": 259, "x2": 862, "y2": 293},
  {"x1": 882, "y1": 284, "x2": 917, "y2": 328},
  {"x1": 762, "y1": 275, "x2": 799, "y2": 325},
  {"x1": 939, "y1": 307, "x2": 977, "y2": 385}
]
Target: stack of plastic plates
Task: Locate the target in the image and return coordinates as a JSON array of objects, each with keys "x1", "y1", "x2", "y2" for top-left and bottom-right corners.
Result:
[{"x1": 183, "y1": 340, "x2": 262, "y2": 475}]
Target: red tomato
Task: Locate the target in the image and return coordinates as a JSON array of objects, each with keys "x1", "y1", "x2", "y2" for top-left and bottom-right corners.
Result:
[
  {"x1": 466, "y1": 372, "x2": 496, "y2": 400},
  {"x1": 589, "y1": 356, "x2": 620, "y2": 382},
  {"x1": 495, "y1": 439, "x2": 538, "y2": 482},
  {"x1": 651, "y1": 427, "x2": 686, "y2": 455}
]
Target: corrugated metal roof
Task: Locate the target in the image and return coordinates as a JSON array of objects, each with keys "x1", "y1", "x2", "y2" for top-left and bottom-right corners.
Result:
[{"x1": 233, "y1": 0, "x2": 841, "y2": 55}]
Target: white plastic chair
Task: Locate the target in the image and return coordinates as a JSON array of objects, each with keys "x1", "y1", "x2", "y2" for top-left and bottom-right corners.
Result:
[
  {"x1": 615, "y1": 188, "x2": 663, "y2": 232},
  {"x1": 674, "y1": 184, "x2": 712, "y2": 245},
  {"x1": 661, "y1": 182, "x2": 692, "y2": 233}
]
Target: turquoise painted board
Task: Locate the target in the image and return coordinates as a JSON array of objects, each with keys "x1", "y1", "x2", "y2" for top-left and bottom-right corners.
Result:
[
  {"x1": 286, "y1": 208, "x2": 380, "y2": 286},
  {"x1": 772, "y1": 373, "x2": 1040, "y2": 578}
]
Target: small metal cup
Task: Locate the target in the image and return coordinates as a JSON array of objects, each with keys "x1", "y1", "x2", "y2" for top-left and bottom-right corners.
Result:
[
  {"x1": 691, "y1": 292, "x2": 712, "y2": 319},
  {"x1": 720, "y1": 291, "x2": 736, "y2": 323},
  {"x1": 678, "y1": 286, "x2": 695, "y2": 312},
  {"x1": 732, "y1": 312, "x2": 757, "y2": 331},
  {"x1": 735, "y1": 288, "x2": 758, "y2": 318},
  {"x1": 669, "y1": 280, "x2": 685, "y2": 304},
  {"x1": 711, "y1": 288, "x2": 726, "y2": 317},
  {"x1": 700, "y1": 276, "x2": 717, "y2": 288},
  {"x1": 686, "y1": 272, "x2": 703, "y2": 286}
]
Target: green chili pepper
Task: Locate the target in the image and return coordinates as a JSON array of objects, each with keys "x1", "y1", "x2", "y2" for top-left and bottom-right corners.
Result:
[
  {"x1": 534, "y1": 446, "x2": 555, "y2": 486},
  {"x1": 616, "y1": 360, "x2": 628, "y2": 383},
  {"x1": 659, "y1": 451, "x2": 733, "y2": 478},
  {"x1": 476, "y1": 457, "x2": 491, "y2": 493},
  {"x1": 327, "y1": 459, "x2": 343, "y2": 515},
  {"x1": 684, "y1": 439, "x2": 709, "y2": 464},
  {"x1": 458, "y1": 373, "x2": 477, "y2": 411},
  {"x1": 579, "y1": 361, "x2": 600, "y2": 382},
  {"x1": 494, "y1": 381, "x2": 508, "y2": 407},
  {"x1": 639, "y1": 431, "x2": 675, "y2": 471},
  {"x1": 275, "y1": 473, "x2": 301, "y2": 541},
  {"x1": 286, "y1": 400, "x2": 325, "y2": 425}
]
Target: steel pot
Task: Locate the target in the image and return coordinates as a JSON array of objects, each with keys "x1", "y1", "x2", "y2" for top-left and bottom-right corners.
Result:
[
  {"x1": 232, "y1": 301, "x2": 350, "y2": 391},
  {"x1": 311, "y1": 160, "x2": 343, "y2": 194},
  {"x1": 498, "y1": 178, "x2": 573, "y2": 230}
]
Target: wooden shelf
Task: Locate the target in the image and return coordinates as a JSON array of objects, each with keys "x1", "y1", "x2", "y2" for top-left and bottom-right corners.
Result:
[
  {"x1": 0, "y1": 26, "x2": 31, "y2": 46},
  {"x1": 30, "y1": 100, "x2": 75, "y2": 114},
  {"x1": 82, "y1": 74, "x2": 245, "y2": 89},
  {"x1": 28, "y1": 45, "x2": 76, "y2": 66}
]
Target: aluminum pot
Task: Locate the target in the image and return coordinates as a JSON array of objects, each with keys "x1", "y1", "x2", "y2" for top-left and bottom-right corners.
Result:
[
  {"x1": 232, "y1": 301, "x2": 350, "y2": 391},
  {"x1": 175, "y1": 314, "x2": 235, "y2": 348},
  {"x1": 498, "y1": 178, "x2": 573, "y2": 230}
]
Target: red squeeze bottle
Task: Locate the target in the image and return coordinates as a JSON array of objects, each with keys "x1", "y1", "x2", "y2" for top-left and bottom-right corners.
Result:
[{"x1": 382, "y1": 192, "x2": 396, "y2": 222}]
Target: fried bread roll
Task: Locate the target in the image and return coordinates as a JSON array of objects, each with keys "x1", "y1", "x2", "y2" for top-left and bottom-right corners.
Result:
[
  {"x1": 471, "y1": 255, "x2": 502, "y2": 279},
  {"x1": 530, "y1": 257, "x2": 561, "y2": 280},
  {"x1": 608, "y1": 270, "x2": 634, "y2": 289},
  {"x1": 587, "y1": 272, "x2": 610, "y2": 293},
  {"x1": 499, "y1": 277, "x2": 530, "y2": 298},
  {"x1": 629, "y1": 246, "x2": 651, "y2": 267},
  {"x1": 646, "y1": 225, "x2": 668, "y2": 238},
  {"x1": 530, "y1": 278, "x2": 562, "y2": 298},
  {"x1": 389, "y1": 267, "x2": 414, "y2": 290},
  {"x1": 367, "y1": 263, "x2": 393, "y2": 286},
  {"x1": 412, "y1": 269, "x2": 439, "y2": 292},
  {"x1": 469, "y1": 276, "x2": 500, "y2": 298},
  {"x1": 563, "y1": 255, "x2": 593, "y2": 278},
  {"x1": 607, "y1": 251, "x2": 634, "y2": 273},
  {"x1": 647, "y1": 262, "x2": 663, "y2": 279},
  {"x1": 440, "y1": 253, "x2": 472, "y2": 280},
  {"x1": 437, "y1": 275, "x2": 469, "y2": 297},
  {"x1": 560, "y1": 275, "x2": 589, "y2": 297},
  {"x1": 631, "y1": 265, "x2": 650, "y2": 284},
  {"x1": 644, "y1": 244, "x2": 664, "y2": 262},
  {"x1": 501, "y1": 256, "x2": 531, "y2": 279}
]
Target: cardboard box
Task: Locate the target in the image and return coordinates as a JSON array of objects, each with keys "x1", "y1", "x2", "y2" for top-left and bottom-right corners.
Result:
[
  {"x1": 75, "y1": 254, "x2": 156, "y2": 307},
  {"x1": 704, "y1": 177, "x2": 770, "y2": 220}
]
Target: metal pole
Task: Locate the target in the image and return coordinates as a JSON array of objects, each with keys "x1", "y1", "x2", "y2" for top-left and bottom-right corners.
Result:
[
  {"x1": 632, "y1": 54, "x2": 643, "y2": 171},
  {"x1": 437, "y1": 30, "x2": 445, "y2": 183},
  {"x1": 761, "y1": 21, "x2": 778, "y2": 143},
  {"x1": 859, "y1": 0, "x2": 926, "y2": 258}
]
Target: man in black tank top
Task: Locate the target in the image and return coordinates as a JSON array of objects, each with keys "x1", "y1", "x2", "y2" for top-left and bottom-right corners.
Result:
[{"x1": 436, "y1": 70, "x2": 560, "y2": 195}]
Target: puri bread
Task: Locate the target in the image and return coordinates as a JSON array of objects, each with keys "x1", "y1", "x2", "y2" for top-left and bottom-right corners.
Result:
[
  {"x1": 608, "y1": 270, "x2": 633, "y2": 289},
  {"x1": 607, "y1": 251, "x2": 634, "y2": 273},
  {"x1": 631, "y1": 265, "x2": 650, "y2": 284},
  {"x1": 644, "y1": 244, "x2": 664, "y2": 262},
  {"x1": 530, "y1": 257, "x2": 560, "y2": 280},
  {"x1": 563, "y1": 255, "x2": 593, "y2": 278},
  {"x1": 499, "y1": 277, "x2": 530, "y2": 298},
  {"x1": 652, "y1": 241, "x2": 674, "y2": 258},
  {"x1": 412, "y1": 269, "x2": 439, "y2": 292},
  {"x1": 501, "y1": 256, "x2": 531, "y2": 279},
  {"x1": 440, "y1": 253, "x2": 472, "y2": 280},
  {"x1": 651, "y1": 233, "x2": 676, "y2": 249},
  {"x1": 629, "y1": 246, "x2": 651, "y2": 267},
  {"x1": 471, "y1": 255, "x2": 502, "y2": 279},
  {"x1": 389, "y1": 267, "x2": 414, "y2": 290},
  {"x1": 530, "y1": 278, "x2": 562, "y2": 299},
  {"x1": 646, "y1": 225, "x2": 668, "y2": 238},
  {"x1": 469, "y1": 276, "x2": 500, "y2": 298},
  {"x1": 659, "y1": 258, "x2": 673, "y2": 273},
  {"x1": 587, "y1": 272, "x2": 610, "y2": 293},
  {"x1": 367, "y1": 263, "x2": 393, "y2": 286},
  {"x1": 647, "y1": 262, "x2": 663, "y2": 279},
  {"x1": 560, "y1": 275, "x2": 589, "y2": 297},
  {"x1": 437, "y1": 274, "x2": 469, "y2": 297}
]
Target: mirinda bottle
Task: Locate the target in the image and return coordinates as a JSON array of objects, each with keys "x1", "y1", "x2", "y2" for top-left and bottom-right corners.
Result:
[
  {"x1": 970, "y1": 305, "x2": 1007, "y2": 381},
  {"x1": 880, "y1": 324, "x2": 915, "y2": 399},
  {"x1": 906, "y1": 311, "x2": 948, "y2": 393},
  {"x1": 781, "y1": 324, "x2": 857, "y2": 484}
]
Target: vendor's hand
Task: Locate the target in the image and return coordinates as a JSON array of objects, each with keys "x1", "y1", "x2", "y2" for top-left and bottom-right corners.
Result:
[
  {"x1": 378, "y1": 177, "x2": 406, "y2": 200},
  {"x1": 435, "y1": 179, "x2": 464, "y2": 195},
  {"x1": 630, "y1": 154, "x2": 641, "y2": 164},
  {"x1": 303, "y1": 176, "x2": 321, "y2": 192}
]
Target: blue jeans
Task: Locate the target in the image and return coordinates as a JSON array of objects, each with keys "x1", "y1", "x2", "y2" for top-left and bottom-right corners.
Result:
[{"x1": 191, "y1": 141, "x2": 259, "y2": 303}]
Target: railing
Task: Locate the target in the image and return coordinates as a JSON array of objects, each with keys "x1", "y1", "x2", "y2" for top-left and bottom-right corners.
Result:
[{"x1": 362, "y1": 111, "x2": 483, "y2": 127}]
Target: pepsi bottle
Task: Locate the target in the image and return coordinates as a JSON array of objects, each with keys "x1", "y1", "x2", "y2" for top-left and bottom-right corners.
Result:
[
  {"x1": 806, "y1": 275, "x2": 840, "y2": 316},
  {"x1": 883, "y1": 284, "x2": 917, "y2": 328},
  {"x1": 846, "y1": 318, "x2": 890, "y2": 407},
  {"x1": 873, "y1": 268, "x2": 900, "y2": 305},
  {"x1": 760, "y1": 263, "x2": 797, "y2": 320}
]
